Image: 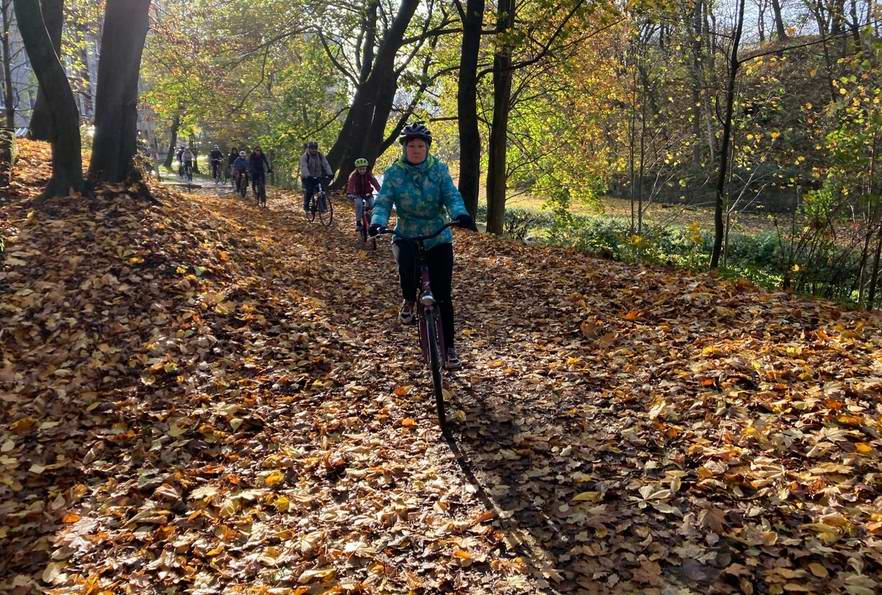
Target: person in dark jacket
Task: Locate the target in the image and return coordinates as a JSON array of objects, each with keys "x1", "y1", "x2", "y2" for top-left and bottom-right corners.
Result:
[{"x1": 248, "y1": 146, "x2": 272, "y2": 205}]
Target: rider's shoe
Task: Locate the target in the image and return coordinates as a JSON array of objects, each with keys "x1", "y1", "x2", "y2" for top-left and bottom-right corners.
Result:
[
  {"x1": 445, "y1": 347, "x2": 462, "y2": 370},
  {"x1": 399, "y1": 301, "x2": 416, "y2": 325}
]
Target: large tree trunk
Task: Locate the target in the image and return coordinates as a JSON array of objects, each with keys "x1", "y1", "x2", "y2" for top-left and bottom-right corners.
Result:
[
  {"x1": 485, "y1": 0, "x2": 514, "y2": 236},
  {"x1": 88, "y1": 0, "x2": 151, "y2": 183},
  {"x1": 327, "y1": 0, "x2": 418, "y2": 185},
  {"x1": 710, "y1": 0, "x2": 745, "y2": 269},
  {"x1": 28, "y1": 0, "x2": 63, "y2": 140},
  {"x1": 14, "y1": 0, "x2": 82, "y2": 196},
  {"x1": 1, "y1": 0, "x2": 14, "y2": 128},
  {"x1": 163, "y1": 111, "x2": 180, "y2": 168},
  {"x1": 770, "y1": 0, "x2": 787, "y2": 40},
  {"x1": 456, "y1": 0, "x2": 485, "y2": 218}
]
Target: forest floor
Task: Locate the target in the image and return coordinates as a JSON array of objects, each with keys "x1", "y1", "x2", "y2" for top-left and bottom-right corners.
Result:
[{"x1": 3, "y1": 140, "x2": 882, "y2": 594}]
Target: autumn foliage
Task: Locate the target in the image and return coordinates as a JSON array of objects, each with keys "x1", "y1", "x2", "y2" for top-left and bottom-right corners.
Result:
[{"x1": 3, "y1": 141, "x2": 882, "y2": 592}]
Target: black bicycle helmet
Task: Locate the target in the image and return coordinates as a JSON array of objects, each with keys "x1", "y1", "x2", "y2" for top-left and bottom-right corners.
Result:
[
  {"x1": 307, "y1": 140, "x2": 319, "y2": 150},
  {"x1": 398, "y1": 122, "x2": 432, "y2": 146}
]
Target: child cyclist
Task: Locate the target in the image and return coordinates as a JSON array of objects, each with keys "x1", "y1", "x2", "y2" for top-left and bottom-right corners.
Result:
[{"x1": 346, "y1": 158, "x2": 381, "y2": 233}]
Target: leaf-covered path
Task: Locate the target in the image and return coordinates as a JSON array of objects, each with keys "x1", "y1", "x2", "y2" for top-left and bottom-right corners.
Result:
[{"x1": 3, "y1": 141, "x2": 882, "y2": 593}]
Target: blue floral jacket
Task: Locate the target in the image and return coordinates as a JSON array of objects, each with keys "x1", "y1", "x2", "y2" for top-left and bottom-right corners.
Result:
[{"x1": 371, "y1": 155, "x2": 468, "y2": 250}]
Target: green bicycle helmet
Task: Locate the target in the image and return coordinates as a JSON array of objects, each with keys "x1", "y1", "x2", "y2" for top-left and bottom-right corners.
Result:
[{"x1": 354, "y1": 158, "x2": 369, "y2": 168}]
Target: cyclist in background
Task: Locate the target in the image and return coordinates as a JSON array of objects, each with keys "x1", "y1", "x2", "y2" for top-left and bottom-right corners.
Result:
[
  {"x1": 226, "y1": 147, "x2": 239, "y2": 183},
  {"x1": 368, "y1": 122, "x2": 476, "y2": 369},
  {"x1": 181, "y1": 146, "x2": 195, "y2": 181},
  {"x1": 232, "y1": 150, "x2": 249, "y2": 194},
  {"x1": 346, "y1": 157, "x2": 381, "y2": 233},
  {"x1": 209, "y1": 145, "x2": 224, "y2": 182},
  {"x1": 248, "y1": 146, "x2": 272, "y2": 203},
  {"x1": 299, "y1": 140, "x2": 333, "y2": 213},
  {"x1": 176, "y1": 146, "x2": 185, "y2": 177}
]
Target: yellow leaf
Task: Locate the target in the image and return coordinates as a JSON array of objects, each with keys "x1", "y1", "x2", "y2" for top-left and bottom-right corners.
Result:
[
  {"x1": 400, "y1": 417, "x2": 417, "y2": 428},
  {"x1": 808, "y1": 562, "x2": 828, "y2": 578},
  {"x1": 393, "y1": 385, "x2": 411, "y2": 397},
  {"x1": 572, "y1": 491, "x2": 602, "y2": 502},
  {"x1": 264, "y1": 470, "x2": 285, "y2": 487},
  {"x1": 274, "y1": 495, "x2": 290, "y2": 512},
  {"x1": 623, "y1": 310, "x2": 640, "y2": 321},
  {"x1": 855, "y1": 442, "x2": 873, "y2": 454},
  {"x1": 62, "y1": 513, "x2": 81, "y2": 524}
]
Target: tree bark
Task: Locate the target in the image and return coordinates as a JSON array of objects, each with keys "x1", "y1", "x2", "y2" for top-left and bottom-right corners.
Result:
[
  {"x1": 1, "y1": 0, "x2": 14, "y2": 128},
  {"x1": 77, "y1": 28, "x2": 95, "y2": 121},
  {"x1": 327, "y1": 0, "x2": 419, "y2": 183},
  {"x1": 14, "y1": 0, "x2": 82, "y2": 196},
  {"x1": 88, "y1": 0, "x2": 151, "y2": 183},
  {"x1": 485, "y1": 0, "x2": 514, "y2": 236},
  {"x1": 28, "y1": 0, "x2": 63, "y2": 140},
  {"x1": 456, "y1": 0, "x2": 484, "y2": 218},
  {"x1": 770, "y1": 0, "x2": 787, "y2": 39},
  {"x1": 710, "y1": 0, "x2": 745, "y2": 269},
  {"x1": 163, "y1": 111, "x2": 180, "y2": 168}
]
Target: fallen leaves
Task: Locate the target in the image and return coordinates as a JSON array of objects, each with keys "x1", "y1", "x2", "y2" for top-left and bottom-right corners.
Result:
[{"x1": 5, "y1": 140, "x2": 882, "y2": 592}]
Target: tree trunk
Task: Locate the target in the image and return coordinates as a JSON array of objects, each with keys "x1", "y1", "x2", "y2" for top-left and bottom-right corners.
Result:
[
  {"x1": 456, "y1": 0, "x2": 484, "y2": 218},
  {"x1": 28, "y1": 0, "x2": 63, "y2": 140},
  {"x1": 163, "y1": 112, "x2": 179, "y2": 168},
  {"x1": 485, "y1": 0, "x2": 514, "y2": 236},
  {"x1": 14, "y1": 0, "x2": 82, "y2": 196},
  {"x1": 88, "y1": 0, "x2": 151, "y2": 183},
  {"x1": 327, "y1": 0, "x2": 419, "y2": 180},
  {"x1": 1, "y1": 0, "x2": 14, "y2": 128},
  {"x1": 710, "y1": 0, "x2": 745, "y2": 269},
  {"x1": 770, "y1": 0, "x2": 787, "y2": 39},
  {"x1": 77, "y1": 29, "x2": 95, "y2": 121}
]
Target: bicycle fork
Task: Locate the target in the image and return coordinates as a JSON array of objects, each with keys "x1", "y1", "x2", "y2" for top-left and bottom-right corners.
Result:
[{"x1": 417, "y1": 265, "x2": 445, "y2": 365}]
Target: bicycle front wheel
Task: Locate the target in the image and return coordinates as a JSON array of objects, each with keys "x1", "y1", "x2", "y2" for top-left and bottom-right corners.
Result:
[
  {"x1": 319, "y1": 193, "x2": 333, "y2": 226},
  {"x1": 424, "y1": 307, "x2": 446, "y2": 432},
  {"x1": 306, "y1": 196, "x2": 317, "y2": 222}
]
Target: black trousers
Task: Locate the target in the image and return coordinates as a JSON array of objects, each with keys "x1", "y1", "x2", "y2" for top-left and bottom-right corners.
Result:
[{"x1": 392, "y1": 241, "x2": 455, "y2": 348}]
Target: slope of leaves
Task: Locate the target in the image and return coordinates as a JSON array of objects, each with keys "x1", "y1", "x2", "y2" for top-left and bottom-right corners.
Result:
[{"x1": 3, "y1": 140, "x2": 882, "y2": 593}]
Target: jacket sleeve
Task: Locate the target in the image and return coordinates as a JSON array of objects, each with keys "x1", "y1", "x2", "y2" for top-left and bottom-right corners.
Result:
[
  {"x1": 371, "y1": 168, "x2": 395, "y2": 227},
  {"x1": 345, "y1": 174, "x2": 356, "y2": 195},
  {"x1": 439, "y1": 163, "x2": 468, "y2": 218},
  {"x1": 299, "y1": 154, "x2": 309, "y2": 178},
  {"x1": 322, "y1": 155, "x2": 333, "y2": 177}
]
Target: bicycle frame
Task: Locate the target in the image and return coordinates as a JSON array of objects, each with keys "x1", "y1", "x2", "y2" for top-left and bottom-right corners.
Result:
[
  {"x1": 414, "y1": 244, "x2": 445, "y2": 365},
  {"x1": 377, "y1": 222, "x2": 456, "y2": 432}
]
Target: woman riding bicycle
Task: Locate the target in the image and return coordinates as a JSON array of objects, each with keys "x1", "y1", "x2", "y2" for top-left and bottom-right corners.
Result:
[
  {"x1": 347, "y1": 157, "x2": 381, "y2": 233},
  {"x1": 368, "y1": 122, "x2": 477, "y2": 369}
]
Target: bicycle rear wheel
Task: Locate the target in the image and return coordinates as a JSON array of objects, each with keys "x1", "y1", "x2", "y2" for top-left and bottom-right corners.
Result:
[
  {"x1": 319, "y1": 193, "x2": 333, "y2": 226},
  {"x1": 423, "y1": 307, "x2": 446, "y2": 432}
]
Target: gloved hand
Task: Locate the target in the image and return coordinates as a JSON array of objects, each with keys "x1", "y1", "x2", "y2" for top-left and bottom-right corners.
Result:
[
  {"x1": 454, "y1": 213, "x2": 478, "y2": 231},
  {"x1": 368, "y1": 224, "x2": 384, "y2": 237}
]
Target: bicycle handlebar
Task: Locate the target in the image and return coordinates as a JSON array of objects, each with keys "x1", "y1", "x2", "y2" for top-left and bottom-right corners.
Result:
[{"x1": 375, "y1": 221, "x2": 456, "y2": 242}]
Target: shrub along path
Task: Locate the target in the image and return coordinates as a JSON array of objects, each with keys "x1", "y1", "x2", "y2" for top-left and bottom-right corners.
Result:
[{"x1": 2, "y1": 140, "x2": 882, "y2": 593}]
